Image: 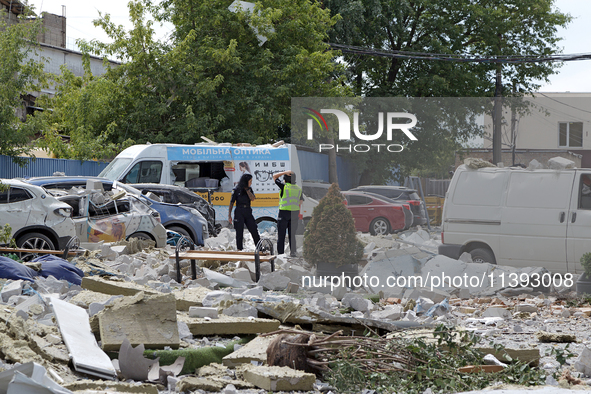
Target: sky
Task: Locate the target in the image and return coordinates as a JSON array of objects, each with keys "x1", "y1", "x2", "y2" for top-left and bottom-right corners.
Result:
[{"x1": 25, "y1": 0, "x2": 591, "y2": 92}]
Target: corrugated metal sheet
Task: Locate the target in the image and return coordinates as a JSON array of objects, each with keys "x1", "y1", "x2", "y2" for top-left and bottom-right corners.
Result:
[
  {"x1": 296, "y1": 150, "x2": 357, "y2": 190},
  {"x1": 0, "y1": 155, "x2": 108, "y2": 179}
]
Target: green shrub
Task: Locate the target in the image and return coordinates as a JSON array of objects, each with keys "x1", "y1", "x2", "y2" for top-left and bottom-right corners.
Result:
[
  {"x1": 581, "y1": 252, "x2": 591, "y2": 276},
  {"x1": 303, "y1": 183, "x2": 363, "y2": 267}
]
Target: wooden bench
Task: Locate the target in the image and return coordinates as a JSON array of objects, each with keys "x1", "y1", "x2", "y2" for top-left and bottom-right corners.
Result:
[{"x1": 170, "y1": 248, "x2": 276, "y2": 283}]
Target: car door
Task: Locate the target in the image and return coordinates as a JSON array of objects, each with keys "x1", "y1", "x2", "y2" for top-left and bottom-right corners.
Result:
[
  {"x1": 346, "y1": 194, "x2": 373, "y2": 231},
  {"x1": 566, "y1": 172, "x2": 591, "y2": 273},
  {"x1": 0, "y1": 187, "x2": 33, "y2": 233},
  {"x1": 499, "y1": 171, "x2": 574, "y2": 271}
]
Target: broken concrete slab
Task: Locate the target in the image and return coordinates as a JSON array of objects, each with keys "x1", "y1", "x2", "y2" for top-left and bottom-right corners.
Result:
[
  {"x1": 482, "y1": 307, "x2": 510, "y2": 319},
  {"x1": 574, "y1": 346, "x2": 591, "y2": 376},
  {"x1": 178, "y1": 313, "x2": 280, "y2": 336},
  {"x1": 370, "y1": 305, "x2": 403, "y2": 321},
  {"x1": 1, "y1": 280, "x2": 24, "y2": 302},
  {"x1": 176, "y1": 377, "x2": 224, "y2": 392},
  {"x1": 476, "y1": 346, "x2": 539, "y2": 366},
  {"x1": 202, "y1": 290, "x2": 234, "y2": 307},
  {"x1": 63, "y1": 380, "x2": 159, "y2": 394},
  {"x1": 49, "y1": 297, "x2": 117, "y2": 380},
  {"x1": 98, "y1": 292, "x2": 179, "y2": 351},
  {"x1": 239, "y1": 364, "x2": 315, "y2": 392},
  {"x1": 174, "y1": 286, "x2": 211, "y2": 311},
  {"x1": 259, "y1": 272, "x2": 290, "y2": 291},
  {"x1": 222, "y1": 303, "x2": 257, "y2": 318},
  {"x1": 222, "y1": 335, "x2": 277, "y2": 368},
  {"x1": 81, "y1": 276, "x2": 158, "y2": 297},
  {"x1": 189, "y1": 307, "x2": 219, "y2": 319},
  {"x1": 231, "y1": 268, "x2": 253, "y2": 283}
]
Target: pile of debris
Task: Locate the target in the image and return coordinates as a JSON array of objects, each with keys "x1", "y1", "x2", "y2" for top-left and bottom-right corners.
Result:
[{"x1": 0, "y1": 227, "x2": 589, "y2": 393}]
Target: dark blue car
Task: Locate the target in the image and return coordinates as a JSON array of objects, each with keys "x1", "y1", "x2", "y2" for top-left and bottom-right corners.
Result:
[{"x1": 26, "y1": 176, "x2": 208, "y2": 245}]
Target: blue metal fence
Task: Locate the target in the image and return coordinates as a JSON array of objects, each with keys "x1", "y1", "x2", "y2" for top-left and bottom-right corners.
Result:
[
  {"x1": 0, "y1": 155, "x2": 108, "y2": 179},
  {"x1": 296, "y1": 150, "x2": 357, "y2": 190}
]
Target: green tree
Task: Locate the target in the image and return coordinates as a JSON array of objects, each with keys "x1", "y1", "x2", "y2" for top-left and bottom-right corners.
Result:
[
  {"x1": 303, "y1": 183, "x2": 363, "y2": 267},
  {"x1": 0, "y1": 13, "x2": 45, "y2": 164},
  {"x1": 322, "y1": 0, "x2": 571, "y2": 183},
  {"x1": 36, "y1": 0, "x2": 348, "y2": 159}
]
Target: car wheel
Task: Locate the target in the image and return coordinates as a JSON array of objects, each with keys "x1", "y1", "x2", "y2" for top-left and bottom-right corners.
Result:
[
  {"x1": 369, "y1": 217, "x2": 390, "y2": 236},
  {"x1": 168, "y1": 226, "x2": 193, "y2": 243},
  {"x1": 17, "y1": 232, "x2": 55, "y2": 262},
  {"x1": 128, "y1": 232, "x2": 154, "y2": 242},
  {"x1": 469, "y1": 247, "x2": 496, "y2": 265}
]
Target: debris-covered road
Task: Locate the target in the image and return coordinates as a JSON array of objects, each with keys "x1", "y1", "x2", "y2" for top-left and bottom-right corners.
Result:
[{"x1": 1, "y1": 227, "x2": 591, "y2": 393}]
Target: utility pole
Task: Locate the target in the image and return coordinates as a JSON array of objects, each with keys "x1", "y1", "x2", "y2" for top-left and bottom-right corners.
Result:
[
  {"x1": 493, "y1": 65, "x2": 503, "y2": 166},
  {"x1": 492, "y1": 37, "x2": 503, "y2": 166}
]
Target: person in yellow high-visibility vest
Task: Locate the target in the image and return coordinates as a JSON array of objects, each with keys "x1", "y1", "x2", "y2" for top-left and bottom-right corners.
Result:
[{"x1": 273, "y1": 170, "x2": 304, "y2": 257}]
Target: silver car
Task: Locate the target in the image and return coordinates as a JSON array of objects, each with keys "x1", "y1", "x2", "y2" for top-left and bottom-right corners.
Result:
[
  {"x1": 0, "y1": 179, "x2": 76, "y2": 251},
  {"x1": 56, "y1": 185, "x2": 167, "y2": 248}
]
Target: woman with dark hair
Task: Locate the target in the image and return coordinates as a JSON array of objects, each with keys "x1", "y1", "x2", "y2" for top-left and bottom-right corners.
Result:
[{"x1": 228, "y1": 173, "x2": 260, "y2": 250}]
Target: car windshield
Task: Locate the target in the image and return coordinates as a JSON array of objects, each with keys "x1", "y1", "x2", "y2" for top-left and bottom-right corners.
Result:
[{"x1": 99, "y1": 158, "x2": 132, "y2": 181}]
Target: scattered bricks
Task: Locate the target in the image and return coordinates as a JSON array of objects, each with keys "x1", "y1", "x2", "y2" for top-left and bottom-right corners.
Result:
[
  {"x1": 222, "y1": 335, "x2": 277, "y2": 368},
  {"x1": 239, "y1": 364, "x2": 315, "y2": 392},
  {"x1": 178, "y1": 314, "x2": 280, "y2": 336},
  {"x1": 189, "y1": 307, "x2": 219, "y2": 319},
  {"x1": 516, "y1": 304, "x2": 537, "y2": 313},
  {"x1": 259, "y1": 272, "x2": 290, "y2": 291},
  {"x1": 575, "y1": 347, "x2": 591, "y2": 376},
  {"x1": 98, "y1": 292, "x2": 179, "y2": 351},
  {"x1": 475, "y1": 297, "x2": 492, "y2": 304},
  {"x1": 536, "y1": 331, "x2": 576, "y2": 343},
  {"x1": 385, "y1": 298, "x2": 401, "y2": 305},
  {"x1": 81, "y1": 276, "x2": 157, "y2": 297},
  {"x1": 1, "y1": 280, "x2": 24, "y2": 303},
  {"x1": 286, "y1": 282, "x2": 299, "y2": 293},
  {"x1": 174, "y1": 287, "x2": 212, "y2": 311},
  {"x1": 482, "y1": 307, "x2": 510, "y2": 319}
]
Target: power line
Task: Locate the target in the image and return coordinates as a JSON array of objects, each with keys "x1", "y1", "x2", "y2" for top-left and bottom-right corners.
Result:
[{"x1": 328, "y1": 43, "x2": 591, "y2": 64}]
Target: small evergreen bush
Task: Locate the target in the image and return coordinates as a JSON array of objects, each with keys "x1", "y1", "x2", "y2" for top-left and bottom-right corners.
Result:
[
  {"x1": 303, "y1": 183, "x2": 363, "y2": 267},
  {"x1": 581, "y1": 252, "x2": 591, "y2": 277}
]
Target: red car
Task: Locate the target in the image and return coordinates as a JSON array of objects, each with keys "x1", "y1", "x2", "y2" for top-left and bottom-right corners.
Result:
[{"x1": 342, "y1": 191, "x2": 407, "y2": 235}]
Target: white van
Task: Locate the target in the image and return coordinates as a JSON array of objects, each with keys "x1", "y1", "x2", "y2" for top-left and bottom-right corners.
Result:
[
  {"x1": 439, "y1": 164, "x2": 591, "y2": 274},
  {"x1": 98, "y1": 143, "x2": 317, "y2": 227}
]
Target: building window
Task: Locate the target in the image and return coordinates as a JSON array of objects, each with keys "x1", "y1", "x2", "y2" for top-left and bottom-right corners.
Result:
[{"x1": 559, "y1": 122, "x2": 583, "y2": 147}]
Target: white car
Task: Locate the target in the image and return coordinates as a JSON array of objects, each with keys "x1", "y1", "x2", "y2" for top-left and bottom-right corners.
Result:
[
  {"x1": 0, "y1": 179, "x2": 76, "y2": 252},
  {"x1": 56, "y1": 185, "x2": 167, "y2": 248}
]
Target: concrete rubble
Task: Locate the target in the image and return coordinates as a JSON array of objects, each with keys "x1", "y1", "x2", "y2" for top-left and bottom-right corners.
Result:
[{"x1": 0, "y1": 226, "x2": 588, "y2": 393}]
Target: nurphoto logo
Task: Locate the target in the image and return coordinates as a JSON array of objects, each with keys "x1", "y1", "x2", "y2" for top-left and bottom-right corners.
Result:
[{"x1": 303, "y1": 107, "x2": 418, "y2": 153}]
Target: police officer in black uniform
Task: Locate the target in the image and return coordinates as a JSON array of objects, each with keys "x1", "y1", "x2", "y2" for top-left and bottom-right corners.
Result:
[{"x1": 228, "y1": 173, "x2": 260, "y2": 250}]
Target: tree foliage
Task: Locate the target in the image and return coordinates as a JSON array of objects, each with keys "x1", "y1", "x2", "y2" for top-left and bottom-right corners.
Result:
[
  {"x1": 0, "y1": 13, "x2": 45, "y2": 164},
  {"x1": 36, "y1": 0, "x2": 348, "y2": 159},
  {"x1": 303, "y1": 183, "x2": 364, "y2": 266},
  {"x1": 321, "y1": 0, "x2": 571, "y2": 183}
]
